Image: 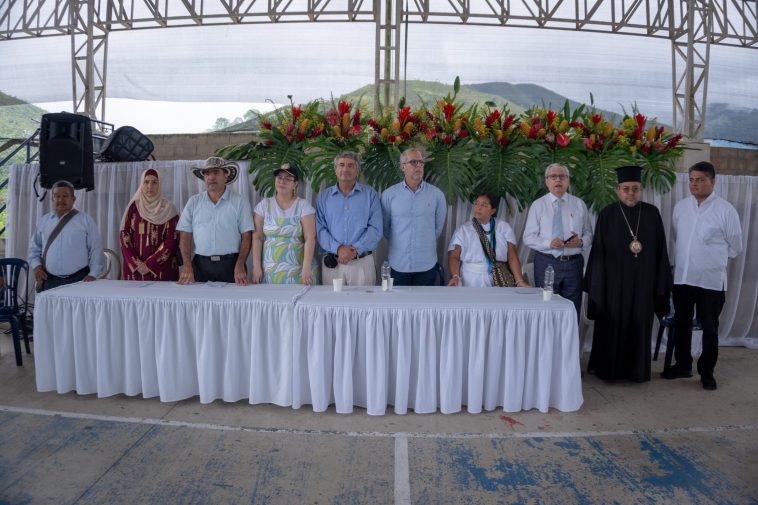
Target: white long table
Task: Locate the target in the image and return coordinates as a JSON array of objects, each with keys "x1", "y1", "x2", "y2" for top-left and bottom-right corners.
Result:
[{"x1": 35, "y1": 281, "x2": 583, "y2": 415}]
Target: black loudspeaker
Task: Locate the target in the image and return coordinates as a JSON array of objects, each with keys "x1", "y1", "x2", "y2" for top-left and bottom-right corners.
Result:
[{"x1": 39, "y1": 112, "x2": 95, "y2": 191}]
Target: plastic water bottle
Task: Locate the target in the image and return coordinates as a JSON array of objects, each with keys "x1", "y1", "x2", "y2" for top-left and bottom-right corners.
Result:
[
  {"x1": 381, "y1": 261, "x2": 391, "y2": 282},
  {"x1": 381, "y1": 260, "x2": 392, "y2": 291},
  {"x1": 544, "y1": 265, "x2": 554, "y2": 292}
]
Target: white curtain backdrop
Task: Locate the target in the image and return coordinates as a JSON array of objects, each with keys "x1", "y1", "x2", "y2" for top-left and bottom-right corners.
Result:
[{"x1": 7, "y1": 163, "x2": 757, "y2": 346}]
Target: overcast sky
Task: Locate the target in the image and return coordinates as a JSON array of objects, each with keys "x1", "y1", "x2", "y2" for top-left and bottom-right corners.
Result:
[{"x1": 2, "y1": 23, "x2": 756, "y2": 134}]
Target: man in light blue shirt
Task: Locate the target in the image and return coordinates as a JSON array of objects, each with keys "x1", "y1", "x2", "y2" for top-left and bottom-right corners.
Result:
[
  {"x1": 381, "y1": 147, "x2": 447, "y2": 286},
  {"x1": 177, "y1": 157, "x2": 254, "y2": 285},
  {"x1": 29, "y1": 180, "x2": 104, "y2": 291},
  {"x1": 316, "y1": 151, "x2": 382, "y2": 286}
]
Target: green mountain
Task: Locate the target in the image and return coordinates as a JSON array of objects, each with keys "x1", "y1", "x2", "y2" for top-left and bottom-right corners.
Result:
[{"x1": 1, "y1": 90, "x2": 47, "y2": 163}]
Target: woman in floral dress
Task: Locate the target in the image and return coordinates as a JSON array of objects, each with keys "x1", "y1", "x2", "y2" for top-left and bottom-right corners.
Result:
[{"x1": 252, "y1": 164, "x2": 318, "y2": 285}]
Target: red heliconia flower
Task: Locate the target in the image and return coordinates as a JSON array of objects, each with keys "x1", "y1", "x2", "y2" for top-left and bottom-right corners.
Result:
[
  {"x1": 667, "y1": 133, "x2": 683, "y2": 148},
  {"x1": 531, "y1": 116, "x2": 542, "y2": 126},
  {"x1": 485, "y1": 110, "x2": 501, "y2": 128},
  {"x1": 546, "y1": 110, "x2": 557, "y2": 126},
  {"x1": 261, "y1": 121, "x2": 272, "y2": 130},
  {"x1": 591, "y1": 114, "x2": 602, "y2": 125},
  {"x1": 367, "y1": 119, "x2": 380, "y2": 131},
  {"x1": 443, "y1": 135, "x2": 453, "y2": 145},
  {"x1": 296, "y1": 132, "x2": 304, "y2": 142},
  {"x1": 387, "y1": 135, "x2": 396, "y2": 143},
  {"x1": 265, "y1": 139, "x2": 274, "y2": 146},
  {"x1": 657, "y1": 126, "x2": 665, "y2": 139},
  {"x1": 642, "y1": 144, "x2": 651, "y2": 154},
  {"x1": 285, "y1": 123, "x2": 295, "y2": 135},
  {"x1": 502, "y1": 114, "x2": 514, "y2": 130},
  {"x1": 371, "y1": 136, "x2": 379, "y2": 144},
  {"x1": 426, "y1": 111, "x2": 434, "y2": 121},
  {"x1": 443, "y1": 102, "x2": 455, "y2": 122},
  {"x1": 653, "y1": 141, "x2": 665, "y2": 152},
  {"x1": 350, "y1": 125, "x2": 361, "y2": 135},
  {"x1": 398, "y1": 106, "x2": 411, "y2": 123},
  {"x1": 458, "y1": 130, "x2": 469, "y2": 138},
  {"x1": 400, "y1": 131, "x2": 410, "y2": 140},
  {"x1": 292, "y1": 107, "x2": 303, "y2": 120},
  {"x1": 338, "y1": 101, "x2": 351, "y2": 115},
  {"x1": 635, "y1": 113, "x2": 646, "y2": 129},
  {"x1": 569, "y1": 121, "x2": 583, "y2": 129},
  {"x1": 425, "y1": 129, "x2": 435, "y2": 139},
  {"x1": 418, "y1": 121, "x2": 428, "y2": 131},
  {"x1": 499, "y1": 137, "x2": 510, "y2": 146},
  {"x1": 352, "y1": 108, "x2": 362, "y2": 126},
  {"x1": 326, "y1": 110, "x2": 340, "y2": 126},
  {"x1": 556, "y1": 133, "x2": 570, "y2": 147},
  {"x1": 528, "y1": 126, "x2": 539, "y2": 139},
  {"x1": 310, "y1": 127, "x2": 324, "y2": 138},
  {"x1": 594, "y1": 141, "x2": 602, "y2": 151},
  {"x1": 582, "y1": 138, "x2": 593, "y2": 150}
]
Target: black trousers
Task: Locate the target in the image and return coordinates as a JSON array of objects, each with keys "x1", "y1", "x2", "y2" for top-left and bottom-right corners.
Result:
[
  {"x1": 672, "y1": 284, "x2": 725, "y2": 375},
  {"x1": 40, "y1": 266, "x2": 90, "y2": 292},
  {"x1": 192, "y1": 254, "x2": 238, "y2": 283}
]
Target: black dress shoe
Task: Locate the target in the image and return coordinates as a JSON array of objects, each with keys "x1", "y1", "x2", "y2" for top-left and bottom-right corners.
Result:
[
  {"x1": 701, "y1": 374, "x2": 717, "y2": 390},
  {"x1": 660, "y1": 365, "x2": 693, "y2": 379}
]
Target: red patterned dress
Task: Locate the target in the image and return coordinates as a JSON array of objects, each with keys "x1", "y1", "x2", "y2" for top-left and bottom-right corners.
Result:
[{"x1": 120, "y1": 202, "x2": 179, "y2": 281}]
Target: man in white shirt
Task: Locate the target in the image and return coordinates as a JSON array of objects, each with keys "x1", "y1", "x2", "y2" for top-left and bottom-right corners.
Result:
[
  {"x1": 523, "y1": 163, "x2": 593, "y2": 320},
  {"x1": 662, "y1": 161, "x2": 743, "y2": 390}
]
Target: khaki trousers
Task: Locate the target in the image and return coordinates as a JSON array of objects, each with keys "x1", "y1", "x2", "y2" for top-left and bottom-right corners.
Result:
[{"x1": 321, "y1": 254, "x2": 376, "y2": 286}]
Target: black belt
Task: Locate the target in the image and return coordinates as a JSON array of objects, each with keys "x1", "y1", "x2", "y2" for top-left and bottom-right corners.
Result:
[
  {"x1": 356, "y1": 251, "x2": 373, "y2": 259},
  {"x1": 195, "y1": 253, "x2": 237, "y2": 262},
  {"x1": 47, "y1": 266, "x2": 90, "y2": 279},
  {"x1": 537, "y1": 251, "x2": 582, "y2": 262}
]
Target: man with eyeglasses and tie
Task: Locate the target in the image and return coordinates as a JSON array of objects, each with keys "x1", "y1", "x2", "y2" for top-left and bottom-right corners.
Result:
[
  {"x1": 584, "y1": 165, "x2": 672, "y2": 383},
  {"x1": 381, "y1": 147, "x2": 447, "y2": 286},
  {"x1": 523, "y1": 163, "x2": 593, "y2": 321}
]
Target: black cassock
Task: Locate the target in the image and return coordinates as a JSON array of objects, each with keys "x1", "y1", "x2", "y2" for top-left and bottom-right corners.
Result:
[{"x1": 584, "y1": 201, "x2": 672, "y2": 382}]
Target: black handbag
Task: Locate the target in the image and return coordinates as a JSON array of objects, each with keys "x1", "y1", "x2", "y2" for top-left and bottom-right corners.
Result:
[{"x1": 98, "y1": 126, "x2": 154, "y2": 162}]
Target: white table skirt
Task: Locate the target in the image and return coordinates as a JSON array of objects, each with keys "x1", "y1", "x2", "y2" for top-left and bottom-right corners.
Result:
[
  {"x1": 34, "y1": 281, "x2": 583, "y2": 415},
  {"x1": 34, "y1": 281, "x2": 304, "y2": 405},
  {"x1": 292, "y1": 286, "x2": 583, "y2": 415}
]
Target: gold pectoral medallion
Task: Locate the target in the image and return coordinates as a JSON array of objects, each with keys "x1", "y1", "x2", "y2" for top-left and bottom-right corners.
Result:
[{"x1": 629, "y1": 239, "x2": 643, "y2": 257}]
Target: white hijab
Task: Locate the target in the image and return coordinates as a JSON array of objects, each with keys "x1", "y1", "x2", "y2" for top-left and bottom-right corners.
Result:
[{"x1": 120, "y1": 169, "x2": 179, "y2": 229}]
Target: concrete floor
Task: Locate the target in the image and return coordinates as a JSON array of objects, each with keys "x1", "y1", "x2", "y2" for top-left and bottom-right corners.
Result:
[{"x1": 1, "y1": 331, "x2": 757, "y2": 505}]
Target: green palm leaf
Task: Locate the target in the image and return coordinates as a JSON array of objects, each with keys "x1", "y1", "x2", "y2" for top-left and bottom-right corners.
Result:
[
  {"x1": 424, "y1": 142, "x2": 476, "y2": 205},
  {"x1": 361, "y1": 143, "x2": 403, "y2": 191},
  {"x1": 474, "y1": 138, "x2": 534, "y2": 211}
]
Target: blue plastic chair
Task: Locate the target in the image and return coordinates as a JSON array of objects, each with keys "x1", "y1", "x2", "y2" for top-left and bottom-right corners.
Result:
[
  {"x1": 654, "y1": 313, "x2": 703, "y2": 370},
  {"x1": 0, "y1": 258, "x2": 31, "y2": 366}
]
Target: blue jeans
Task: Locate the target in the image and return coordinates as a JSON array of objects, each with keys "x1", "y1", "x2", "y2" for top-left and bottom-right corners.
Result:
[
  {"x1": 391, "y1": 265, "x2": 440, "y2": 286},
  {"x1": 534, "y1": 252, "x2": 584, "y2": 320}
]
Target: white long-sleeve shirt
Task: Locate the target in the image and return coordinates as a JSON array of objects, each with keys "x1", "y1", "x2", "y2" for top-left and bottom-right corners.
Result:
[
  {"x1": 673, "y1": 192, "x2": 742, "y2": 291},
  {"x1": 522, "y1": 192, "x2": 593, "y2": 256}
]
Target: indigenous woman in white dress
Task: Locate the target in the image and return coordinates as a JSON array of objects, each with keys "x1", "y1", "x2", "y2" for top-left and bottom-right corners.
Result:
[
  {"x1": 447, "y1": 192, "x2": 529, "y2": 288},
  {"x1": 252, "y1": 164, "x2": 319, "y2": 285}
]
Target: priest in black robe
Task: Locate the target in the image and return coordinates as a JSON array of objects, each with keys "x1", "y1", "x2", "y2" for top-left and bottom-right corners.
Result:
[{"x1": 584, "y1": 165, "x2": 672, "y2": 382}]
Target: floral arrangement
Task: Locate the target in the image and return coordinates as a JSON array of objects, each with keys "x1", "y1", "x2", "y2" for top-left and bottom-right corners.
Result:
[{"x1": 217, "y1": 80, "x2": 686, "y2": 209}]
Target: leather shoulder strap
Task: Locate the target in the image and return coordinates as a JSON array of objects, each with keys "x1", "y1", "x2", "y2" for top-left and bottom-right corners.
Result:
[{"x1": 41, "y1": 209, "x2": 79, "y2": 269}]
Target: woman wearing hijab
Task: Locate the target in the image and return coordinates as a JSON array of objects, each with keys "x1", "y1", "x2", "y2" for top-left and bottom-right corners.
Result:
[
  {"x1": 120, "y1": 169, "x2": 180, "y2": 281},
  {"x1": 252, "y1": 163, "x2": 318, "y2": 285},
  {"x1": 447, "y1": 192, "x2": 529, "y2": 288}
]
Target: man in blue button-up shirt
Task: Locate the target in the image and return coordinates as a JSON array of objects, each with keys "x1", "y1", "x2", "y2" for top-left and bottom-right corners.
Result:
[
  {"x1": 381, "y1": 147, "x2": 447, "y2": 286},
  {"x1": 177, "y1": 157, "x2": 254, "y2": 285},
  {"x1": 29, "y1": 180, "x2": 105, "y2": 291},
  {"x1": 316, "y1": 151, "x2": 382, "y2": 286}
]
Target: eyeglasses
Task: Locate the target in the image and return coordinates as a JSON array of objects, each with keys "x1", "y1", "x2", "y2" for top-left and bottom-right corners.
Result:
[
  {"x1": 275, "y1": 175, "x2": 296, "y2": 182},
  {"x1": 403, "y1": 160, "x2": 425, "y2": 167},
  {"x1": 547, "y1": 174, "x2": 568, "y2": 181},
  {"x1": 619, "y1": 185, "x2": 641, "y2": 194}
]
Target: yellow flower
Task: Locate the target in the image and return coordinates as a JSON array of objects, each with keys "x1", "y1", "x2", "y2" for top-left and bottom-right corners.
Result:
[
  {"x1": 380, "y1": 127, "x2": 389, "y2": 138},
  {"x1": 403, "y1": 123, "x2": 415, "y2": 134},
  {"x1": 646, "y1": 127, "x2": 655, "y2": 142},
  {"x1": 558, "y1": 120, "x2": 569, "y2": 133},
  {"x1": 341, "y1": 113, "x2": 350, "y2": 131},
  {"x1": 537, "y1": 128, "x2": 546, "y2": 138},
  {"x1": 495, "y1": 130, "x2": 503, "y2": 141},
  {"x1": 333, "y1": 125, "x2": 342, "y2": 137},
  {"x1": 395, "y1": 136, "x2": 403, "y2": 145},
  {"x1": 604, "y1": 123, "x2": 613, "y2": 137},
  {"x1": 520, "y1": 123, "x2": 531, "y2": 135},
  {"x1": 298, "y1": 119, "x2": 310, "y2": 135},
  {"x1": 454, "y1": 119, "x2": 462, "y2": 130},
  {"x1": 391, "y1": 119, "x2": 401, "y2": 132}
]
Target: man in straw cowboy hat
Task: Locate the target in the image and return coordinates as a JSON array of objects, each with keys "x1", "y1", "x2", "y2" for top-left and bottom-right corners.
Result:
[{"x1": 177, "y1": 157, "x2": 254, "y2": 285}]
